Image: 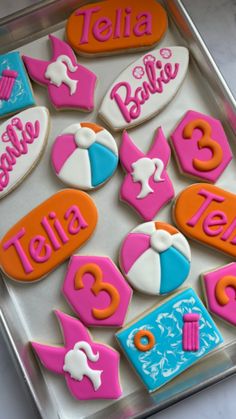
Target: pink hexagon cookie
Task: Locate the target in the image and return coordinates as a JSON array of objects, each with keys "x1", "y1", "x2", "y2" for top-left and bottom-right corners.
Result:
[
  {"x1": 202, "y1": 262, "x2": 236, "y2": 326},
  {"x1": 170, "y1": 110, "x2": 233, "y2": 183},
  {"x1": 62, "y1": 255, "x2": 132, "y2": 327}
]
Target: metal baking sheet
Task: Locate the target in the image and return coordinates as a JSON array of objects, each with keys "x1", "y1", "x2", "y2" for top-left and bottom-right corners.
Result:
[{"x1": 1, "y1": 1, "x2": 236, "y2": 418}]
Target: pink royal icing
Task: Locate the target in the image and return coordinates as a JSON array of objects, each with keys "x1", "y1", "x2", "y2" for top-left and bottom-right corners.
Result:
[
  {"x1": 0, "y1": 70, "x2": 18, "y2": 101},
  {"x1": 182, "y1": 313, "x2": 200, "y2": 351},
  {"x1": 22, "y1": 35, "x2": 97, "y2": 111},
  {"x1": 170, "y1": 110, "x2": 233, "y2": 183},
  {"x1": 32, "y1": 311, "x2": 122, "y2": 400},
  {"x1": 202, "y1": 262, "x2": 236, "y2": 327},
  {"x1": 119, "y1": 128, "x2": 174, "y2": 221},
  {"x1": 62, "y1": 255, "x2": 132, "y2": 327}
]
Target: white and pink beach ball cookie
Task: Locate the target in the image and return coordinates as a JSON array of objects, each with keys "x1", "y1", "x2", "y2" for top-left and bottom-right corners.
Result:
[
  {"x1": 120, "y1": 221, "x2": 191, "y2": 295},
  {"x1": 51, "y1": 122, "x2": 118, "y2": 189}
]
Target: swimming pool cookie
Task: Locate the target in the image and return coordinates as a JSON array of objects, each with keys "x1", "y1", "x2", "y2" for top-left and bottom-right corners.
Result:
[
  {"x1": 0, "y1": 52, "x2": 35, "y2": 118},
  {"x1": 202, "y1": 262, "x2": 236, "y2": 327},
  {"x1": 120, "y1": 128, "x2": 174, "y2": 221},
  {"x1": 51, "y1": 122, "x2": 118, "y2": 190},
  {"x1": 66, "y1": 0, "x2": 167, "y2": 56},
  {"x1": 99, "y1": 46, "x2": 189, "y2": 130},
  {"x1": 116, "y1": 288, "x2": 223, "y2": 393},
  {"x1": 170, "y1": 110, "x2": 233, "y2": 183},
  {"x1": 32, "y1": 310, "x2": 122, "y2": 400},
  {"x1": 119, "y1": 221, "x2": 191, "y2": 295},
  {"x1": 23, "y1": 35, "x2": 97, "y2": 111},
  {"x1": 0, "y1": 107, "x2": 49, "y2": 199},
  {"x1": 173, "y1": 183, "x2": 236, "y2": 258},
  {"x1": 62, "y1": 255, "x2": 132, "y2": 327},
  {"x1": 0, "y1": 189, "x2": 97, "y2": 282}
]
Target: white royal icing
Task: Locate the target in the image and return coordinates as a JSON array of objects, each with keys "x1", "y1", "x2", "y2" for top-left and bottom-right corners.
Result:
[
  {"x1": 150, "y1": 230, "x2": 173, "y2": 253},
  {"x1": 128, "y1": 248, "x2": 161, "y2": 295},
  {"x1": 45, "y1": 54, "x2": 78, "y2": 95},
  {"x1": 59, "y1": 148, "x2": 92, "y2": 189},
  {"x1": 63, "y1": 341, "x2": 103, "y2": 391},
  {"x1": 131, "y1": 157, "x2": 164, "y2": 199}
]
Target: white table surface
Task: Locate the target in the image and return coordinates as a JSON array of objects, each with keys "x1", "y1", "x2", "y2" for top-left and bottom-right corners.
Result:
[{"x1": 1, "y1": 0, "x2": 236, "y2": 418}]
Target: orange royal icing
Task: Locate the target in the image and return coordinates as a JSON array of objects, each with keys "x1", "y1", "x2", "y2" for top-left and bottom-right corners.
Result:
[
  {"x1": 215, "y1": 275, "x2": 236, "y2": 306},
  {"x1": 66, "y1": 0, "x2": 167, "y2": 56},
  {"x1": 173, "y1": 183, "x2": 236, "y2": 257},
  {"x1": 134, "y1": 330, "x2": 155, "y2": 352},
  {"x1": 74, "y1": 262, "x2": 120, "y2": 320},
  {"x1": 0, "y1": 190, "x2": 98, "y2": 282}
]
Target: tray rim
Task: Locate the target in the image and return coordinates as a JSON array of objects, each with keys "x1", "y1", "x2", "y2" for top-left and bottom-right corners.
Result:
[{"x1": 0, "y1": 1, "x2": 236, "y2": 418}]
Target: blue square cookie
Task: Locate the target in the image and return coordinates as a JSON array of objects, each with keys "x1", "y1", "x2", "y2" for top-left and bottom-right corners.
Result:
[
  {"x1": 0, "y1": 52, "x2": 35, "y2": 118},
  {"x1": 116, "y1": 288, "x2": 223, "y2": 393}
]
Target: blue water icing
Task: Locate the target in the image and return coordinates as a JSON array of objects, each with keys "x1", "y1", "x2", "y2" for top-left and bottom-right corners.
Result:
[
  {"x1": 88, "y1": 142, "x2": 118, "y2": 187},
  {"x1": 159, "y1": 247, "x2": 190, "y2": 294},
  {"x1": 0, "y1": 52, "x2": 35, "y2": 117},
  {"x1": 116, "y1": 288, "x2": 223, "y2": 393}
]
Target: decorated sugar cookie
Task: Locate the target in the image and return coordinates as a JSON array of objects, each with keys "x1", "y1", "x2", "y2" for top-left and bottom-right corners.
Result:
[
  {"x1": 66, "y1": 0, "x2": 168, "y2": 56},
  {"x1": 0, "y1": 52, "x2": 35, "y2": 118},
  {"x1": 120, "y1": 128, "x2": 174, "y2": 220},
  {"x1": 119, "y1": 221, "x2": 191, "y2": 295},
  {"x1": 23, "y1": 35, "x2": 97, "y2": 111},
  {"x1": 173, "y1": 183, "x2": 236, "y2": 258},
  {"x1": 32, "y1": 311, "x2": 122, "y2": 400},
  {"x1": 99, "y1": 46, "x2": 189, "y2": 130},
  {"x1": 170, "y1": 110, "x2": 233, "y2": 183},
  {"x1": 63, "y1": 255, "x2": 132, "y2": 327},
  {"x1": 116, "y1": 288, "x2": 223, "y2": 393},
  {"x1": 0, "y1": 189, "x2": 97, "y2": 282},
  {"x1": 51, "y1": 122, "x2": 118, "y2": 190},
  {"x1": 202, "y1": 262, "x2": 236, "y2": 327},
  {"x1": 0, "y1": 107, "x2": 49, "y2": 199}
]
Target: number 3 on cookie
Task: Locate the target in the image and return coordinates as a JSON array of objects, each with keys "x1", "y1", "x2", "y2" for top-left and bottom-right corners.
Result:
[
  {"x1": 183, "y1": 119, "x2": 223, "y2": 172},
  {"x1": 74, "y1": 263, "x2": 120, "y2": 320}
]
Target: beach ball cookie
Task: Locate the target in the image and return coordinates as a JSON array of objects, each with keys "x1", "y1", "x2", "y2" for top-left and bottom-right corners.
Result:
[
  {"x1": 119, "y1": 221, "x2": 191, "y2": 295},
  {"x1": 32, "y1": 311, "x2": 122, "y2": 400},
  {"x1": 0, "y1": 51, "x2": 35, "y2": 118},
  {"x1": 51, "y1": 122, "x2": 118, "y2": 190},
  {"x1": 170, "y1": 110, "x2": 233, "y2": 183},
  {"x1": 23, "y1": 35, "x2": 97, "y2": 111},
  {"x1": 202, "y1": 262, "x2": 236, "y2": 327},
  {"x1": 116, "y1": 288, "x2": 223, "y2": 393}
]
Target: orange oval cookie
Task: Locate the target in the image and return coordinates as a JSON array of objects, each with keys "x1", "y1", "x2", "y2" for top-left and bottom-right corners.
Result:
[
  {"x1": 173, "y1": 183, "x2": 236, "y2": 257},
  {"x1": 66, "y1": 0, "x2": 168, "y2": 56},
  {"x1": 0, "y1": 189, "x2": 98, "y2": 282}
]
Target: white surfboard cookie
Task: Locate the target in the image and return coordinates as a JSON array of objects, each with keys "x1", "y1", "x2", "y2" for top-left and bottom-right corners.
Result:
[
  {"x1": 99, "y1": 47, "x2": 189, "y2": 131},
  {"x1": 0, "y1": 106, "x2": 49, "y2": 199}
]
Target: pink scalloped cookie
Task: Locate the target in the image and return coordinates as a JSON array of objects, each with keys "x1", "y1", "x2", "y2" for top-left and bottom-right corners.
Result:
[
  {"x1": 120, "y1": 128, "x2": 174, "y2": 221},
  {"x1": 23, "y1": 35, "x2": 97, "y2": 111},
  {"x1": 32, "y1": 311, "x2": 122, "y2": 400},
  {"x1": 202, "y1": 262, "x2": 236, "y2": 327},
  {"x1": 62, "y1": 255, "x2": 132, "y2": 327},
  {"x1": 170, "y1": 110, "x2": 233, "y2": 183}
]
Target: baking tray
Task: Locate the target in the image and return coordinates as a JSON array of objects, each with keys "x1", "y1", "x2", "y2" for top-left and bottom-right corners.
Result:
[{"x1": 1, "y1": 1, "x2": 236, "y2": 418}]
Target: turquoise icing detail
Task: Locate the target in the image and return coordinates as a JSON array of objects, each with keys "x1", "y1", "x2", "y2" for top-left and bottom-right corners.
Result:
[
  {"x1": 159, "y1": 247, "x2": 190, "y2": 294},
  {"x1": 0, "y1": 52, "x2": 35, "y2": 117},
  {"x1": 88, "y1": 142, "x2": 118, "y2": 187},
  {"x1": 116, "y1": 288, "x2": 223, "y2": 393}
]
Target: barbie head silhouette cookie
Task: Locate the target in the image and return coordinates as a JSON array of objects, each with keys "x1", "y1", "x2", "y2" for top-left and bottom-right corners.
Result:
[
  {"x1": 23, "y1": 35, "x2": 97, "y2": 111},
  {"x1": 120, "y1": 128, "x2": 174, "y2": 221},
  {"x1": 51, "y1": 122, "x2": 118, "y2": 190},
  {"x1": 32, "y1": 311, "x2": 122, "y2": 400}
]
